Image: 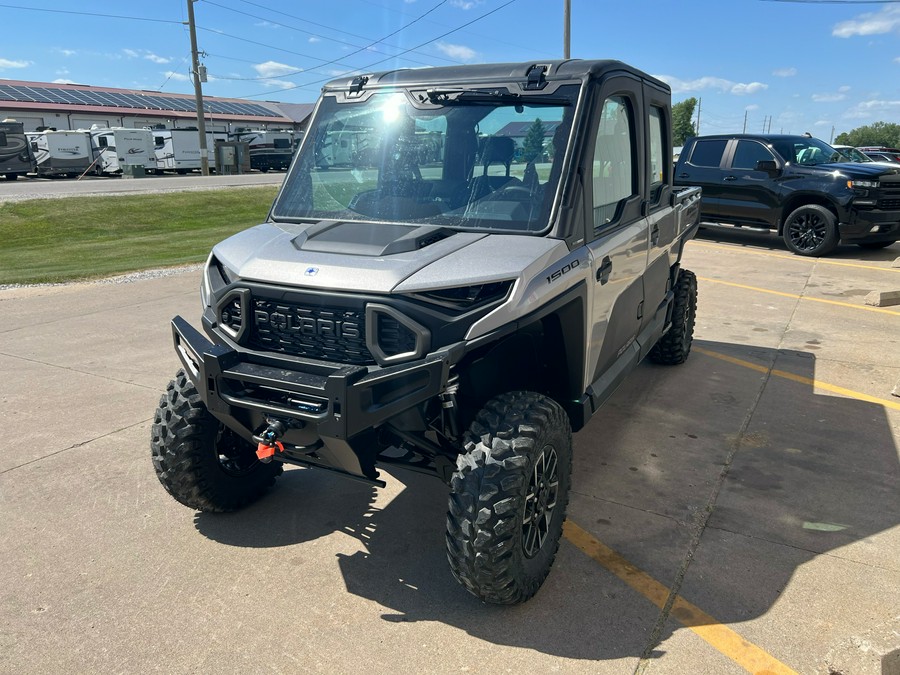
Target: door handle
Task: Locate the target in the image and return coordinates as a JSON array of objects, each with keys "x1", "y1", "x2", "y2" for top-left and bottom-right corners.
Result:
[
  {"x1": 723, "y1": 175, "x2": 737, "y2": 181},
  {"x1": 651, "y1": 223, "x2": 660, "y2": 246},
  {"x1": 677, "y1": 172, "x2": 689, "y2": 179},
  {"x1": 596, "y1": 256, "x2": 612, "y2": 285}
]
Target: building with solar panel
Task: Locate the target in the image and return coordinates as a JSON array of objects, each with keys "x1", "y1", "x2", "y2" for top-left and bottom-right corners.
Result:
[{"x1": 0, "y1": 79, "x2": 313, "y2": 135}]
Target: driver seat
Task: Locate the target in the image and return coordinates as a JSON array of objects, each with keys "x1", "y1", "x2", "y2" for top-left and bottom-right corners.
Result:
[{"x1": 469, "y1": 136, "x2": 520, "y2": 201}]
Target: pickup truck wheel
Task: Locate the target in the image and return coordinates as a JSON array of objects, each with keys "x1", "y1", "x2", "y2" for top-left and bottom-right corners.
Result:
[
  {"x1": 783, "y1": 205, "x2": 838, "y2": 256},
  {"x1": 446, "y1": 391, "x2": 572, "y2": 604},
  {"x1": 151, "y1": 369, "x2": 282, "y2": 512},
  {"x1": 648, "y1": 268, "x2": 697, "y2": 366}
]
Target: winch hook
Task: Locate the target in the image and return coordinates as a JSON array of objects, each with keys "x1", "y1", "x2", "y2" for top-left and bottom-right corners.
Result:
[{"x1": 254, "y1": 419, "x2": 287, "y2": 463}]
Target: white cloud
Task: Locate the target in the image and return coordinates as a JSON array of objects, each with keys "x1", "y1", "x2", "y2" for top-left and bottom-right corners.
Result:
[
  {"x1": 895, "y1": 57, "x2": 900, "y2": 64},
  {"x1": 435, "y1": 41, "x2": 477, "y2": 61},
  {"x1": 450, "y1": 0, "x2": 483, "y2": 8},
  {"x1": 833, "y1": 6, "x2": 900, "y2": 37},
  {"x1": 0, "y1": 58, "x2": 30, "y2": 69},
  {"x1": 308, "y1": 37, "x2": 321, "y2": 43},
  {"x1": 730, "y1": 82, "x2": 767, "y2": 95},
  {"x1": 745, "y1": 104, "x2": 760, "y2": 111},
  {"x1": 254, "y1": 21, "x2": 280, "y2": 29},
  {"x1": 59, "y1": 49, "x2": 77, "y2": 57},
  {"x1": 655, "y1": 74, "x2": 767, "y2": 96},
  {"x1": 772, "y1": 67, "x2": 797, "y2": 77},
  {"x1": 163, "y1": 71, "x2": 190, "y2": 82},
  {"x1": 814, "y1": 120, "x2": 831, "y2": 127},
  {"x1": 812, "y1": 92, "x2": 846, "y2": 103},
  {"x1": 52, "y1": 78, "x2": 76, "y2": 85},
  {"x1": 253, "y1": 60, "x2": 299, "y2": 78},
  {"x1": 838, "y1": 85, "x2": 851, "y2": 93},
  {"x1": 261, "y1": 79, "x2": 295, "y2": 89},
  {"x1": 123, "y1": 48, "x2": 139, "y2": 58},
  {"x1": 144, "y1": 52, "x2": 170, "y2": 64},
  {"x1": 843, "y1": 99, "x2": 900, "y2": 119}
]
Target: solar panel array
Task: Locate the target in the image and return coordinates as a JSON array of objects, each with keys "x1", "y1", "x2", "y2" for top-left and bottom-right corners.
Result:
[{"x1": 0, "y1": 83, "x2": 279, "y2": 118}]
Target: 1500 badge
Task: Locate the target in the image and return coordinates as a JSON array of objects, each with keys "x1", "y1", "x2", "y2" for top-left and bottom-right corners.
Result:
[{"x1": 546, "y1": 258, "x2": 581, "y2": 284}]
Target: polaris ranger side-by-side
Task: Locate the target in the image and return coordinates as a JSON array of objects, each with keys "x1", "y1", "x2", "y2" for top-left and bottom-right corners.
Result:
[{"x1": 152, "y1": 60, "x2": 701, "y2": 604}]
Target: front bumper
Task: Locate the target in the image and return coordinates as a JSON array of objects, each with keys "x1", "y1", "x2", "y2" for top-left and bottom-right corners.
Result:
[
  {"x1": 172, "y1": 316, "x2": 452, "y2": 481},
  {"x1": 839, "y1": 206, "x2": 900, "y2": 243}
]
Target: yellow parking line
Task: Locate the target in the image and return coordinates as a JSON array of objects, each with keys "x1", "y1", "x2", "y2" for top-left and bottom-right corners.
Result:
[
  {"x1": 689, "y1": 240, "x2": 900, "y2": 274},
  {"x1": 694, "y1": 346, "x2": 900, "y2": 412},
  {"x1": 697, "y1": 276, "x2": 900, "y2": 317},
  {"x1": 563, "y1": 521, "x2": 798, "y2": 674}
]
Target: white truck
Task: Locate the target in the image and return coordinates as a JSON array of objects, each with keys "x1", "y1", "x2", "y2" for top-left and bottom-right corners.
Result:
[
  {"x1": 90, "y1": 127, "x2": 156, "y2": 175},
  {"x1": 28, "y1": 130, "x2": 93, "y2": 178},
  {"x1": 153, "y1": 128, "x2": 225, "y2": 173}
]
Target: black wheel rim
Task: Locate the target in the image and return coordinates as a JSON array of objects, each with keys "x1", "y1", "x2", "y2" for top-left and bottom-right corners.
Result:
[
  {"x1": 787, "y1": 211, "x2": 827, "y2": 252},
  {"x1": 522, "y1": 445, "x2": 560, "y2": 558},
  {"x1": 215, "y1": 426, "x2": 260, "y2": 476}
]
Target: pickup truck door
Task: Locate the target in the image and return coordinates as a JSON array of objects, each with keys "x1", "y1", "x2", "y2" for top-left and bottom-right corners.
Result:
[
  {"x1": 676, "y1": 138, "x2": 729, "y2": 219},
  {"x1": 717, "y1": 139, "x2": 782, "y2": 227},
  {"x1": 584, "y1": 89, "x2": 648, "y2": 400}
]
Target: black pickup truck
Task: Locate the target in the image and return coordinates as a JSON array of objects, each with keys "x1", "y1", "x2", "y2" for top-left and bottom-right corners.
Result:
[{"x1": 674, "y1": 134, "x2": 900, "y2": 256}]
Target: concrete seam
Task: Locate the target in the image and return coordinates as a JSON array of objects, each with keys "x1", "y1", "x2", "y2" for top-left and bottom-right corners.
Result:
[
  {"x1": 0, "y1": 350, "x2": 160, "y2": 392},
  {"x1": 568, "y1": 489, "x2": 692, "y2": 528}
]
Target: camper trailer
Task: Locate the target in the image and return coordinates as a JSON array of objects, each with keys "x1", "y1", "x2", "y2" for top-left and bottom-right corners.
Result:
[
  {"x1": 90, "y1": 127, "x2": 156, "y2": 175},
  {"x1": 152, "y1": 128, "x2": 227, "y2": 173},
  {"x1": 28, "y1": 130, "x2": 92, "y2": 178},
  {"x1": 0, "y1": 119, "x2": 34, "y2": 180},
  {"x1": 228, "y1": 129, "x2": 294, "y2": 171}
]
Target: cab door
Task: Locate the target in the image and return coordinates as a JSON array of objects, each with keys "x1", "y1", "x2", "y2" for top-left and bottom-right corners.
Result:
[{"x1": 584, "y1": 81, "x2": 649, "y2": 401}]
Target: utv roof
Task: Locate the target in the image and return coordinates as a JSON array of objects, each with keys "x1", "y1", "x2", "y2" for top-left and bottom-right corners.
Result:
[{"x1": 321, "y1": 59, "x2": 669, "y2": 93}]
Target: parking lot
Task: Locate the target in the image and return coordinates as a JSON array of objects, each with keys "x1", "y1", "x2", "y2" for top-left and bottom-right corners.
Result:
[{"x1": 0, "y1": 231, "x2": 898, "y2": 674}]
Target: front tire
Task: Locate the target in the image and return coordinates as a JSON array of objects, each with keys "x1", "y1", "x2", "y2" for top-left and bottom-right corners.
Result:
[
  {"x1": 446, "y1": 391, "x2": 572, "y2": 604},
  {"x1": 783, "y1": 204, "x2": 839, "y2": 256},
  {"x1": 151, "y1": 369, "x2": 282, "y2": 512},
  {"x1": 648, "y1": 268, "x2": 697, "y2": 366}
]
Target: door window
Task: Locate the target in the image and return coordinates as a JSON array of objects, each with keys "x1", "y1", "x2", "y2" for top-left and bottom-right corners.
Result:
[
  {"x1": 731, "y1": 140, "x2": 775, "y2": 170},
  {"x1": 592, "y1": 96, "x2": 636, "y2": 228},
  {"x1": 688, "y1": 139, "x2": 727, "y2": 167},
  {"x1": 648, "y1": 106, "x2": 666, "y2": 202}
]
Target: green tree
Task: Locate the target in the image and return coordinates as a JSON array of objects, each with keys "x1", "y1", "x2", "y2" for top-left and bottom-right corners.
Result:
[
  {"x1": 834, "y1": 121, "x2": 900, "y2": 148},
  {"x1": 672, "y1": 97, "x2": 697, "y2": 146},
  {"x1": 522, "y1": 118, "x2": 546, "y2": 163}
]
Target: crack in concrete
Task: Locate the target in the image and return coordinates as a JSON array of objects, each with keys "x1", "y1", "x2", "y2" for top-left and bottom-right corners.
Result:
[{"x1": 0, "y1": 350, "x2": 161, "y2": 392}]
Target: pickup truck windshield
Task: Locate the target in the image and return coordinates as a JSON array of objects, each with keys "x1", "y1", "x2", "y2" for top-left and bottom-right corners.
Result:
[
  {"x1": 771, "y1": 137, "x2": 843, "y2": 166},
  {"x1": 272, "y1": 87, "x2": 577, "y2": 233}
]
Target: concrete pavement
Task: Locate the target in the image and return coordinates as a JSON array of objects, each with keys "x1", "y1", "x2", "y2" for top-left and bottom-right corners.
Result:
[{"x1": 0, "y1": 233, "x2": 897, "y2": 674}]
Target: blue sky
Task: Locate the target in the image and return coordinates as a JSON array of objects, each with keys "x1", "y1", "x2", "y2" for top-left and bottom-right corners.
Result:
[{"x1": 0, "y1": 0, "x2": 898, "y2": 139}]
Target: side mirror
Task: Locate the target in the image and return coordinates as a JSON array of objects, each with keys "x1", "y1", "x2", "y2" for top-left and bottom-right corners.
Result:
[{"x1": 756, "y1": 159, "x2": 779, "y2": 174}]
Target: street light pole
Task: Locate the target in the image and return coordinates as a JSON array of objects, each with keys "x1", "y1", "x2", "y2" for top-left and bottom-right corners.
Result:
[
  {"x1": 186, "y1": 0, "x2": 209, "y2": 176},
  {"x1": 563, "y1": 0, "x2": 571, "y2": 59}
]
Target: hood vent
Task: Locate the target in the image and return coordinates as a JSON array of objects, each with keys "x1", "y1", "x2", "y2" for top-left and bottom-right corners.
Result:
[{"x1": 294, "y1": 222, "x2": 455, "y2": 256}]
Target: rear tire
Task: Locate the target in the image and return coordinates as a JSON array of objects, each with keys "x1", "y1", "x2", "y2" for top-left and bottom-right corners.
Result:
[
  {"x1": 648, "y1": 268, "x2": 697, "y2": 366},
  {"x1": 446, "y1": 391, "x2": 572, "y2": 604},
  {"x1": 151, "y1": 369, "x2": 282, "y2": 512},
  {"x1": 782, "y1": 204, "x2": 839, "y2": 256}
]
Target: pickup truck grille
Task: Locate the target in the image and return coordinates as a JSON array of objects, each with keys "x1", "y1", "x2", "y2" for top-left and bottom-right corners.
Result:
[
  {"x1": 878, "y1": 198, "x2": 900, "y2": 210},
  {"x1": 249, "y1": 298, "x2": 373, "y2": 365}
]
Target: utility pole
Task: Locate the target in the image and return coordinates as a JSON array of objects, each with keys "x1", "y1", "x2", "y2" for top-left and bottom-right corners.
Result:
[
  {"x1": 563, "y1": 0, "x2": 570, "y2": 59},
  {"x1": 695, "y1": 97, "x2": 701, "y2": 135},
  {"x1": 186, "y1": 0, "x2": 209, "y2": 176},
  {"x1": 743, "y1": 110, "x2": 748, "y2": 133},
  {"x1": 830, "y1": 125, "x2": 835, "y2": 143}
]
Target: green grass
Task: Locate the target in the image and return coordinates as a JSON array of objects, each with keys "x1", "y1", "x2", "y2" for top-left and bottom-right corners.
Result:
[{"x1": 0, "y1": 186, "x2": 279, "y2": 285}]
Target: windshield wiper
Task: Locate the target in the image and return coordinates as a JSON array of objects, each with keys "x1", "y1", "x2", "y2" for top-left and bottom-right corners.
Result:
[{"x1": 422, "y1": 88, "x2": 570, "y2": 106}]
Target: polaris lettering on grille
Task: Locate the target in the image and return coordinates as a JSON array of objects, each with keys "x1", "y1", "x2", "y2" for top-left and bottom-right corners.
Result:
[{"x1": 254, "y1": 309, "x2": 360, "y2": 339}]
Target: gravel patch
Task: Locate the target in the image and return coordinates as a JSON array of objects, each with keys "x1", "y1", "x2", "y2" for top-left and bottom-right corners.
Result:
[{"x1": 0, "y1": 263, "x2": 203, "y2": 292}]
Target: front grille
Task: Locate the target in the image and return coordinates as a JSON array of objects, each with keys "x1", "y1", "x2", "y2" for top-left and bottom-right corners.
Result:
[
  {"x1": 877, "y1": 198, "x2": 900, "y2": 210},
  {"x1": 377, "y1": 315, "x2": 417, "y2": 357},
  {"x1": 249, "y1": 297, "x2": 374, "y2": 365}
]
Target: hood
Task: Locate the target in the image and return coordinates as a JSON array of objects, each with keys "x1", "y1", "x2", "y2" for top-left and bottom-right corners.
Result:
[
  {"x1": 804, "y1": 162, "x2": 898, "y2": 179},
  {"x1": 214, "y1": 220, "x2": 491, "y2": 293}
]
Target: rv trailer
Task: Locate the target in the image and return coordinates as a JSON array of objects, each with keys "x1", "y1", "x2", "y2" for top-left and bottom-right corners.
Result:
[
  {"x1": 90, "y1": 127, "x2": 156, "y2": 175},
  {"x1": 0, "y1": 119, "x2": 35, "y2": 180},
  {"x1": 228, "y1": 129, "x2": 294, "y2": 171},
  {"x1": 28, "y1": 130, "x2": 93, "y2": 178}
]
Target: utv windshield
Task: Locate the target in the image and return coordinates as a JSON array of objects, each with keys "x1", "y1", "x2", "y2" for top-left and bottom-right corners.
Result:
[{"x1": 272, "y1": 86, "x2": 578, "y2": 233}]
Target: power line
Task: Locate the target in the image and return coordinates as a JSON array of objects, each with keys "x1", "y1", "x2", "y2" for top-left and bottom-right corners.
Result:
[
  {"x1": 236, "y1": 0, "x2": 520, "y2": 98},
  {"x1": 0, "y1": 3, "x2": 181, "y2": 24},
  {"x1": 206, "y1": 0, "x2": 459, "y2": 81}
]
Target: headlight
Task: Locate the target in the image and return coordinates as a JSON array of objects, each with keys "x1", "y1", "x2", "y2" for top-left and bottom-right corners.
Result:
[
  {"x1": 848, "y1": 180, "x2": 878, "y2": 189},
  {"x1": 411, "y1": 281, "x2": 514, "y2": 311},
  {"x1": 202, "y1": 254, "x2": 237, "y2": 308}
]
